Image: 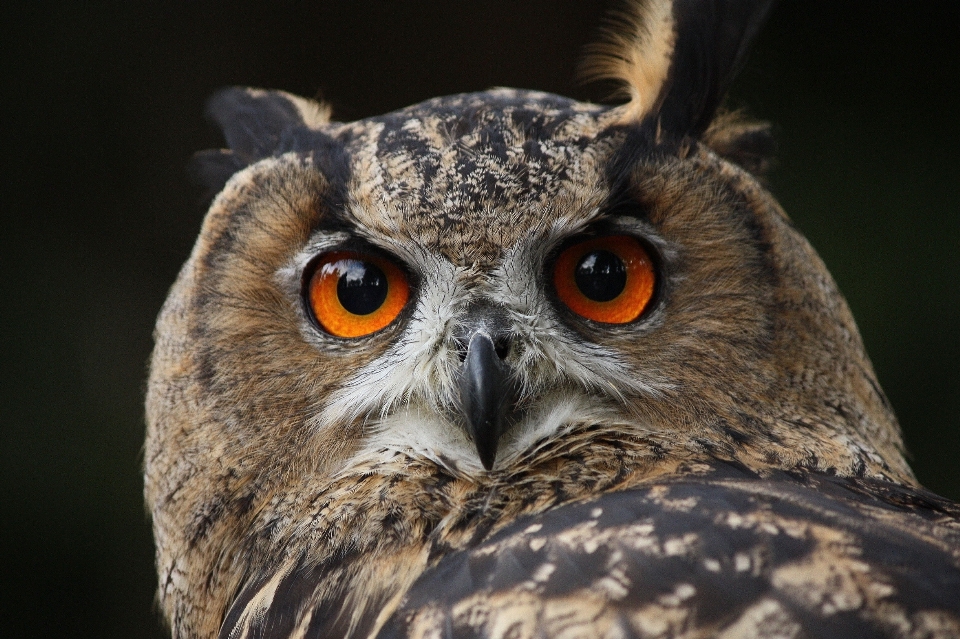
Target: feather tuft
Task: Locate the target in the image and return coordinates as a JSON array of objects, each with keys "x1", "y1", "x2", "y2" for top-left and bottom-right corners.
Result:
[{"x1": 580, "y1": 0, "x2": 677, "y2": 122}]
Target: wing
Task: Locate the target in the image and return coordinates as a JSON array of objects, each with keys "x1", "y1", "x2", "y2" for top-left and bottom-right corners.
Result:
[{"x1": 381, "y1": 465, "x2": 960, "y2": 639}]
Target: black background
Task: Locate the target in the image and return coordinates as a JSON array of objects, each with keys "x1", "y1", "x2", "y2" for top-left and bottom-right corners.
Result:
[{"x1": 2, "y1": 2, "x2": 957, "y2": 637}]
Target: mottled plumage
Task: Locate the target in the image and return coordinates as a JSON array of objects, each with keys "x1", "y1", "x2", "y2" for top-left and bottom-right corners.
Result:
[{"x1": 145, "y1": 1, "x2": 960, "y2": 638}]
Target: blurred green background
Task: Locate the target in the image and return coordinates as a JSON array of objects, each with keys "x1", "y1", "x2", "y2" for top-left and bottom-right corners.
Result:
[{"x1": 1, "y1": 2, "x2": 956, "y2": 637}]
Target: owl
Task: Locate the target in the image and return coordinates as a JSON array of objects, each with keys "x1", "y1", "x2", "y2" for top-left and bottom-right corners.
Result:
[{"x1": 145, "y1": 1, "x2": 960, "y2": 638}]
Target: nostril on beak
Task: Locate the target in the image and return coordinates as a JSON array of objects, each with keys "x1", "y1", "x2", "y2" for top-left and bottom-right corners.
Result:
[
  {"x1": 493, "y1": 335, "x2": 511, "y2": 360},
  {"x1": 452, "y1": 301, "x2": 513, "y2": 363},
  {"x1": 457, "y1": 334, "x2": 510, "y2": 362}
]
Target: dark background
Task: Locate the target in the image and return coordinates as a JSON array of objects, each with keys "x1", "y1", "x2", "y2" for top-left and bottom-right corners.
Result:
[{"x1": 2, "y1": 2, "x2": 957, "y2": 637}]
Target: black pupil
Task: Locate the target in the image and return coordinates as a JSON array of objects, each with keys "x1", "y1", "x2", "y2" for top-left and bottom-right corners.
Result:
[
  {"x1": 574, "y1": 250, "x2": 626, "y2": 302},
  {"x1": 337, "y1": 260, "x2": 388, "y2": 315}
]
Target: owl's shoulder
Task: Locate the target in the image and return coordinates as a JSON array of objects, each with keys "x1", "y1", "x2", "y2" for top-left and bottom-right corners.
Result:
[
  {"x1": 219, "y1": 462, "x2": 960, "y2": 639},
  {"x1": 383, "y1": 464, "x2": 960, "y2": 638}
]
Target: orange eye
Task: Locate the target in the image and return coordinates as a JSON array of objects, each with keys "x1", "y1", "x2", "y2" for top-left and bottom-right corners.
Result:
[
  {"x1": 553, "y1": 235, "x2": 656, "y2": 324},
  {"x1": 306, "y1": 251, "x2": 410, "y2": 338}
]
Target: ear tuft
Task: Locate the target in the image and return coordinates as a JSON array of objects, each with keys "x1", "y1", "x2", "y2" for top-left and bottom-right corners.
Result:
[
  {"x1": 190, "y1": 87, "x2": 332, "y2": 198},
  {"x1": 584, "y1": 0, "x2": 778, "y2": 140},
  {"x1": 702, "y1": 112, "x2": 776, "y2": 177},
  {"x1": 581, "y1": 0, "x2": 676, "y2": 122},
  {"x1": 206, "y1": 87, "x2": 332, "y2": 164}
]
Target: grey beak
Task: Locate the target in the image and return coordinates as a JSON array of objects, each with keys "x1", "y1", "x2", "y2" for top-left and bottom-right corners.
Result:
[{"x1": 458, "y1": 332, "x2": 513, "y2": 470}]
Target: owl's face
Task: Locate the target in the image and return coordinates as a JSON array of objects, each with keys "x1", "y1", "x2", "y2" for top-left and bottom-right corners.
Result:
[
  {"x1": 277, "y1": 91, "x2": 670, "y2": 474},
  {"x1": 145, "y1": 3, "x2": 916, "y2": 636},
  {"x1": 163, "y1": 87, "x2": 901, "y2": 479}
]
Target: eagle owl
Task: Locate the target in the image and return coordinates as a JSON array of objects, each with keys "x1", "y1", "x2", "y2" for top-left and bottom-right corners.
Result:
[{"x1": 145, "y1": 1, "x2": 960, "y2": 637}]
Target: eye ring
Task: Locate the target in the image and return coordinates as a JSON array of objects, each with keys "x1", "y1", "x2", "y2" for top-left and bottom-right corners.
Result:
[
  {"x1": 305, "y1": 251, "x2": 410, "y2": 338},
  {"x1": 553, "y1": 235, "x2": 656, "y2": 324}
]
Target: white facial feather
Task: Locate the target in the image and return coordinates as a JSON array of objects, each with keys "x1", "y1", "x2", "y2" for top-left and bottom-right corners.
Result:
[
  {"x1": 346, "y1": 392, "x2": 654, "y2": 476},
  {"x1": 318, "y1": 251, "x2": 467, "y2": 428}
]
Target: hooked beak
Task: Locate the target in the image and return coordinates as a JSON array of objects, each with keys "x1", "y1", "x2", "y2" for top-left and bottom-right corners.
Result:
[{"x1": 458, "y1": 331, "x2": 514, "y2": 470}]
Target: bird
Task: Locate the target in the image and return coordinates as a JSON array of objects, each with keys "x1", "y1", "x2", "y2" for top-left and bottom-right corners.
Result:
[{"x1": 144, "y1": 1, "x2": 960, "y2": 637}]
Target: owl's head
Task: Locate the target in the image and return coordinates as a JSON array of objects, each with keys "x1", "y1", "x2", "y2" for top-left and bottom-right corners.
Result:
[{"x1": 146, "y1": 1, "x2": 914, "y2": 636}]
